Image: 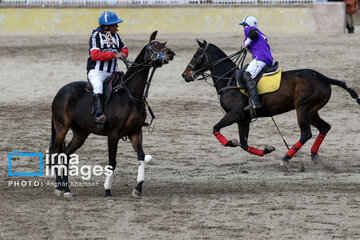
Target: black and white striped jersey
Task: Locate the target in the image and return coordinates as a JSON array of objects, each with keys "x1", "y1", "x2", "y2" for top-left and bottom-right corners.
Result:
[{"x1": 86, "y1": 27, "x2": 126, "y2": 73}]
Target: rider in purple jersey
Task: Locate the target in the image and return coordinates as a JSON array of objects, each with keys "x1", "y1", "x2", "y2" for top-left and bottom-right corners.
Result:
[
  {"x1": 237, "y1": 16, "x2": 274, "y2": 111},
  {"x1": 243, "y1": 26, "x2": 273, "y2": 67}
]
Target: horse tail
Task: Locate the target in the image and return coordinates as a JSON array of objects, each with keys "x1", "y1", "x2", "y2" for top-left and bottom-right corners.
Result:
[
  {"x1": 49, "y1": 116, "x2": 56, "y2": 153},
  {"x1": 328, "y1": 78, "x2": 360, "y2": 105}
]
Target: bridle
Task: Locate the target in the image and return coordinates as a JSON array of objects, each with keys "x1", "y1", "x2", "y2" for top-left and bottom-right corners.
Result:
[
  {"x1": 147, "y1": 40, "x2": 171, "y2": 64},
  {"x1": 186, "y1": 44, "x2": 247, "y2": 86},
  {"x1": 186, "y1": 43, "x2": 211, "y2": 80},
  {"x1": 116, "y1": 40, "x2": 172, "y2": 95},
  {"x1": 114, "y1": 40, "x2": 174, "y2": 132},
  {"x1": 122, "y1": 40, "x2": 171, "y2": 70}
]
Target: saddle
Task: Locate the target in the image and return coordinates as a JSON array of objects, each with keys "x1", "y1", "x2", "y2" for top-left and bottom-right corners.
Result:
[
  {"x1": 86, "y1": 71, "x2": 124, "y2": 105},
  {"x1": 236, "y1": 61, "x2": 282, "y2": 95}
]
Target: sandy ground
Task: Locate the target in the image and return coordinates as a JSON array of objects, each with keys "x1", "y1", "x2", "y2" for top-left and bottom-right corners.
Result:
[{"x1": 1, "y1": 30, "x2": 360, "y2": 239}]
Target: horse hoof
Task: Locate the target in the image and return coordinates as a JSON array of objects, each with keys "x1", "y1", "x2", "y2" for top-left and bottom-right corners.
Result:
[
  {"x1": 280, "y1": 160, "x2": 289, "y2": 171},
  {"x1": 54, "y1": 189, "x2": 63, "y2": 196},
  {"x1": 230, "y1": 139, "x2": 240, "y2": 147},
  {"x1": 311, "y1": 152, "x2": 319, "y2": 161},
  {"x1": 132, "y1": 188, "x2": 142, "y2": 198},
  {"x1": 104, "y1": 189, "x2": 112, "y2": 198},
  {"x1": 63, "y1": 192, "x2": 73, "y2": 199},
  {"x1": 264, "y1": 146, "x2": 276, "y2": 154}
]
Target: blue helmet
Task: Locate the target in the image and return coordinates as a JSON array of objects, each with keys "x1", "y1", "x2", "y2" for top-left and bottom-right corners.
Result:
[{"x1": 99, "y1": 11, "x2": 123, "y2": 26}]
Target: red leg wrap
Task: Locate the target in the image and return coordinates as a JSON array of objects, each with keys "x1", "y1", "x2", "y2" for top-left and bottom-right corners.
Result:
[
  {"x1": 311, "y1": 133, "x2": 326, "y2": 154},
  {"x1": 214, "y1": 132, "x2": 229, "y2": 146},
  {"x1": 247, "y1": 146, "x2": 264, "y2": 156},
  {"x1": 286, "y1": 141, "x2": 303, "y2": 158}
]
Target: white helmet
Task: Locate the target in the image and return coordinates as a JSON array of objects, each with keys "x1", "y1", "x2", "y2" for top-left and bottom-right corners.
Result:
[{"x1": 239, "y1": 16, "x2": 258, "y2": 27}]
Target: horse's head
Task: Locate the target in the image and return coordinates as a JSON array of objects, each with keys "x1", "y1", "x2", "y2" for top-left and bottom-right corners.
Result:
[
  {"x1": 144, "y1": 31, "x2": 175, "y2": 67},
  {"x1": 182, "y1": 39, "x2": 211, "y2": 82}
]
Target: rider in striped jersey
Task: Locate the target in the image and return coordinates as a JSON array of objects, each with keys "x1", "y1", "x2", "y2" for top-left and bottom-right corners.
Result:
[{"x1": 87, "y1": 11, "x2": 129, "y2": 124}]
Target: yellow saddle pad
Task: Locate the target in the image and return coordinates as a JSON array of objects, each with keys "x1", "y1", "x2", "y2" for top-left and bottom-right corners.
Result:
[{"x1": 238, "y1": 69, "x2": 282, "y2": 95}]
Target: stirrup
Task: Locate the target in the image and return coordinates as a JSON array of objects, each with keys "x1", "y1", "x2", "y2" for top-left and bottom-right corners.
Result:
[{"x1": 244, "y1": 101, "x2": 262, "y2": 111}]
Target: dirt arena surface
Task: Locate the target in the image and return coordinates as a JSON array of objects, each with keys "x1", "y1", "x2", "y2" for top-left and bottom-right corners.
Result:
[{"x1": 1, "y1": 31, "x2": 360, "y2": 239}]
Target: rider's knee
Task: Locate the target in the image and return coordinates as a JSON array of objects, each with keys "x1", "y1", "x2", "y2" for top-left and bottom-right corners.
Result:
[
  {"x1": 243, "y1": 71, "x2": 252, "y2": 80},
  {"x1": 235, "y1": 70, "x2": 244, "y2": 81}
]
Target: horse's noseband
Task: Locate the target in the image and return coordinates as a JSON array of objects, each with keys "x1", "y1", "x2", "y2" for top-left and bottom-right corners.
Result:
[
  {"x1": 152, "y1": 51, "x2": 164, "y2": 61},
  {"x1": 146, "y1": 41, "x2": 170, "y2": 65}
]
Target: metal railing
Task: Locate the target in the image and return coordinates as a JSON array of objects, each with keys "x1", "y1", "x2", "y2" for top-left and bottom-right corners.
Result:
[{"x1": 0, "y1": 0, "x2": 318, "y2": 5}]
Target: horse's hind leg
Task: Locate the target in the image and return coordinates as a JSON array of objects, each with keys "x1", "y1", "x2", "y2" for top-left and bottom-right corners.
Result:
[
  {"x1": 129, "y1": 130, "x2": 146, "y2": 198},
  {"x1": 61, "y1": 128, "x2": 89, "y2": 198},
  {"x1": 310, "y1": 113, "x2": 331, "y2": 160},
  {"x1": 282, "y1": 108, "x2": 312, "y2": 162}
]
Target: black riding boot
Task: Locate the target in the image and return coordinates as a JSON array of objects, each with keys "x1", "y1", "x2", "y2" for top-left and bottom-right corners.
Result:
[
  {"x1": 346, "y1": 24, "x2": 351, "y2": 33},
  {"x1": 346, "y1": 24, "x2": 355, "y2": 34},
  {"x1": 242, "y1": 72, "x2": 262, "y2": 111},
  {"x1": 349, "y1": 25, "x2": 355, "y2": 34},
  {"x1": 93, "y1": 93, "x2": 106, "y2": 124}
]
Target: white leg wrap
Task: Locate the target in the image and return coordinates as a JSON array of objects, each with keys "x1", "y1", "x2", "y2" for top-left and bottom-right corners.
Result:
[
  {"x1": 137, "y1": 161, "x2": 145, "y2": 183},
  {"x1": 104, "y1": 172, "x2": 114, "y2": 190}
]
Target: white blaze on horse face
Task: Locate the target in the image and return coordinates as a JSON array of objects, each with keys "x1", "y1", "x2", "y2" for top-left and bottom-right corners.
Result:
[
  {"x1": 104, "y1": 171, "x2": 114, "y2": 190},
  {"x1": 137, "y1": 161, "x2": 145, "y2": 183}
]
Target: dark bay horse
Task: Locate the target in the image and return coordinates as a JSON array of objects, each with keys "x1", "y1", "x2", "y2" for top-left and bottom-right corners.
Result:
[
  {"x1": 182, "y1": 40, "x2": 359, "y2": 166},
  {"x1": 49, "y1": 31, "x2": 175, "y2": 198}
]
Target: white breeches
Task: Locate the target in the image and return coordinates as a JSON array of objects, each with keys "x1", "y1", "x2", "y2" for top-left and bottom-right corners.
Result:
[
  {"x1": 245, "y1": 59, "x2": 267, "y2": 79},
  {"x1": 88, "y1": 69, "x2": 113, "y2": 95}
]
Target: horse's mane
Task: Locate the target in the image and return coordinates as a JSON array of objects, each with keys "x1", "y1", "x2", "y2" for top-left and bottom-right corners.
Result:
[
  {"x1": 208, "y1": 43, "x2": 238, "y2": 70},
  {"x1": 123, "y1": 45, "x2": 148, "y2": 80}
]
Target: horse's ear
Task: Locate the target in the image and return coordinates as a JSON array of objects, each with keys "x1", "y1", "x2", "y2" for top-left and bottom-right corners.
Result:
[
  {"x1": 196, "y1": 39, "x2": 203, "y2": 47},
  {"x1": 162, "y1": 41, "x2": 167, "y2": 45},
  {"x1": 150, "y1": 31, "x2": 158, "y2": 42},
  {"x1": 203, "y1": 40, "x2": 207, "y2": 46}
]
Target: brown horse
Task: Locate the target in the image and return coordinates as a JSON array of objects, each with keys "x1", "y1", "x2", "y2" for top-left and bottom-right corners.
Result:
[
  {"x1": 182, "y1": 40, "x2": 359, "y2": 166},
  {"x1": 49, "y1": 31, "x2": 175, "y2": 198}
]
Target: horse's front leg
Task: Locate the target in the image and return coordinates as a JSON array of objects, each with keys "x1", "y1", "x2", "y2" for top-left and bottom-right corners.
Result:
[
  {"x1": 129, "y1": 130, "x2": 146, "y2": 197},
  {"x1": 238, "y1": 122, "x2": 275, "y2": 156},
  {"x1": 104, "y1": 135, "x2": 119, "y2": 198},
  {"x1": 213, "y1": 112, "x2": 241, "y2": 147}
]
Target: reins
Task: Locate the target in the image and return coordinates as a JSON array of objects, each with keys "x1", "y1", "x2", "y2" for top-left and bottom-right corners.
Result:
[
  {"x1": 191, "y1": 47, "x2": 247, "y2": 94},
  {"x1": 112, "y1": 42, "x2": 167, "y2": 132}
]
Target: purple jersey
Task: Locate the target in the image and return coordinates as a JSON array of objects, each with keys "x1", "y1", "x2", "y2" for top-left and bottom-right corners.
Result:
[{"x1": 244, "y1": 26, "x2": 273, "y2": 66}]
